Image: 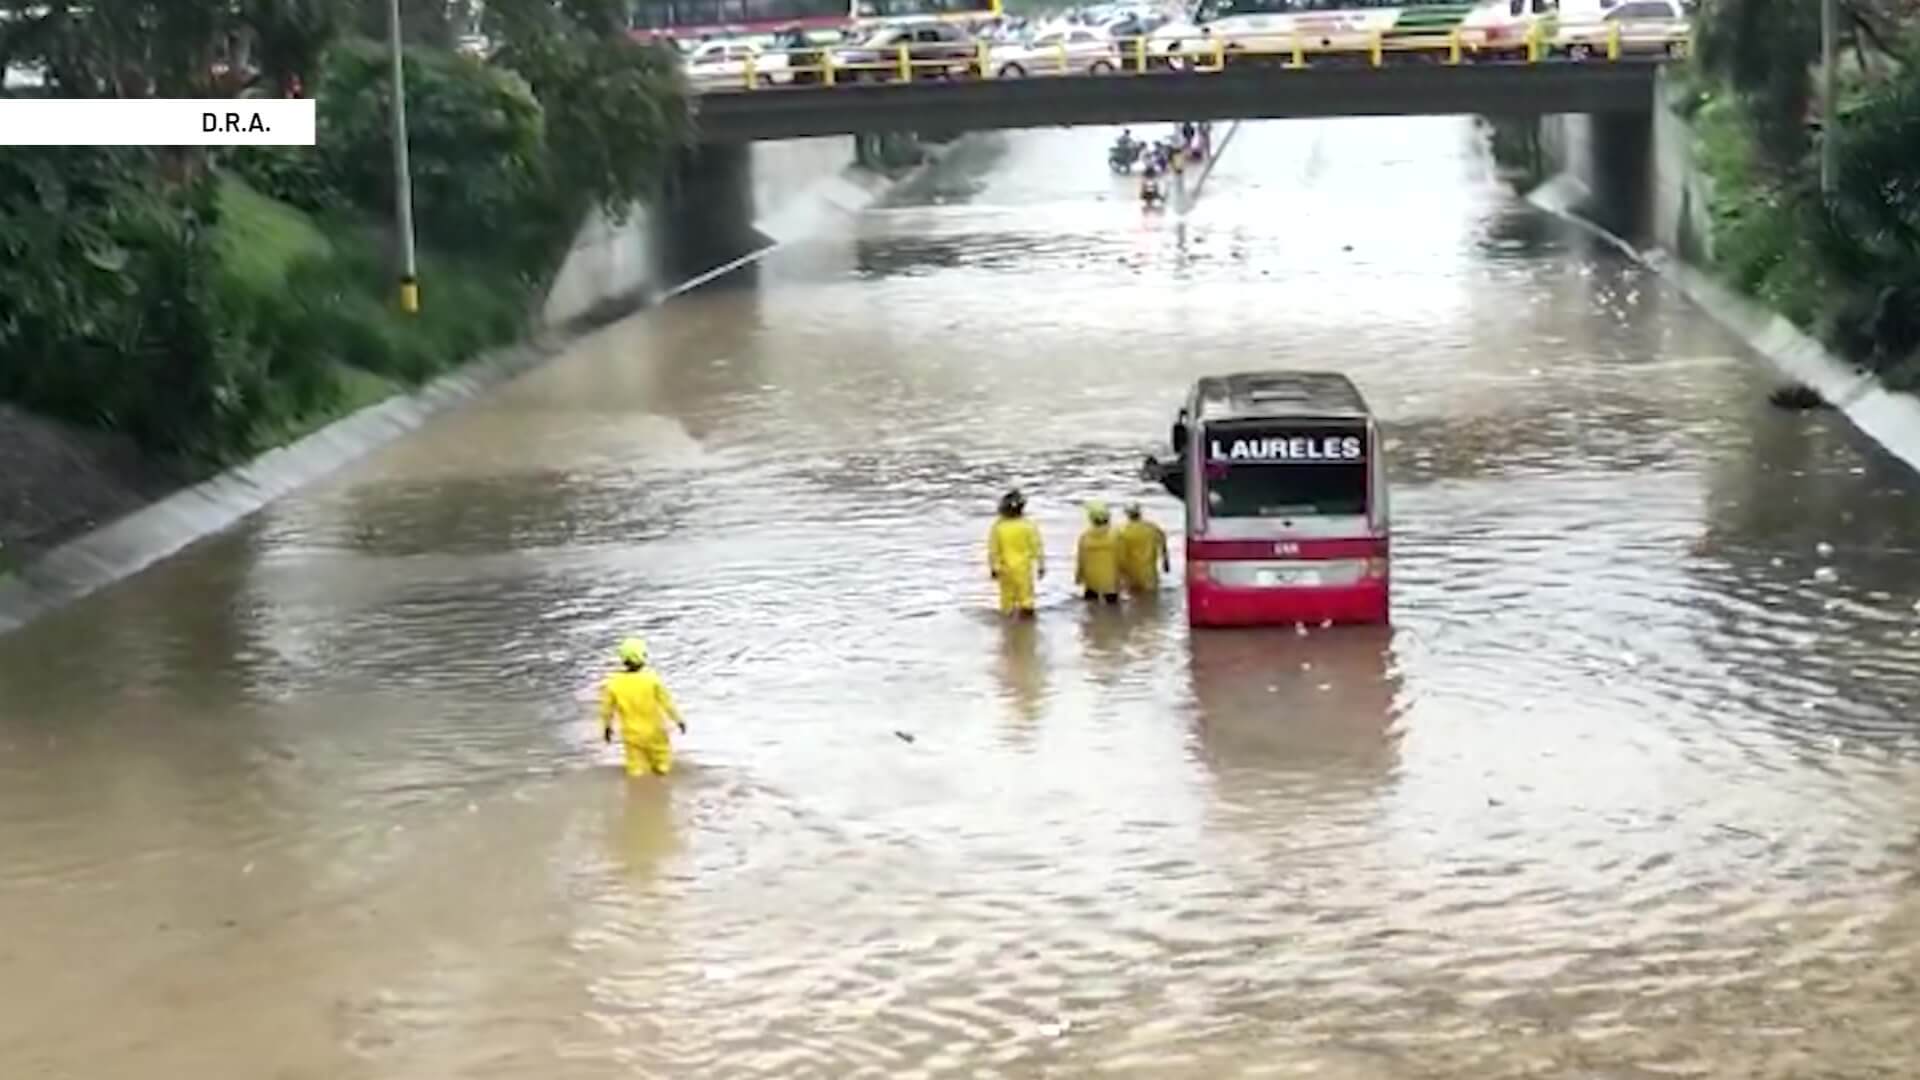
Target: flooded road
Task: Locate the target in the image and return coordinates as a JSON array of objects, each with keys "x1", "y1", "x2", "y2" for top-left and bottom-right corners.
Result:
[{"x1": 7, "y1": 117, "x2": 1920, "y2": 1078}]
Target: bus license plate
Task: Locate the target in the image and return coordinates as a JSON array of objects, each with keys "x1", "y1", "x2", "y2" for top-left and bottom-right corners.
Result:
[{"x1": 1258, "y1": 567, "x2": 1319, "y2": 587}]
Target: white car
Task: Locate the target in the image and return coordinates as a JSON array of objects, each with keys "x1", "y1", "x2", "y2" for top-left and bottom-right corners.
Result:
[
  {"x1": 1556, "y1": 0, "x2": 1690, "y2": 58},
  {"x1": 683, "y1": 39, "x2": 791, "y2": 90},
  {"x1": 1457, "y1": 0, "x2": 1556, "y2": 60},
  {"x1": 991, "y1": 25, "x2": 1122, "y2": 77}
]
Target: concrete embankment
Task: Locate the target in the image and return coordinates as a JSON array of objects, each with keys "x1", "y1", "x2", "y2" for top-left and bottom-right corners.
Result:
[
  {"x1": 0, "y1": 132, "x2": 1002, "y2": 636},
  {"x1": 1517, "y1": 74, "x2": 1920, "y2": 477}
]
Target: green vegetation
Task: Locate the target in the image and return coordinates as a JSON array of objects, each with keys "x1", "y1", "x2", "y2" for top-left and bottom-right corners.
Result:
[
  {"x1": 0, "y1": 0, "x2": 690, "y2": 469},
  {"x1": 1684, "y1": 0, "x2": 1919, "y2": 387}
]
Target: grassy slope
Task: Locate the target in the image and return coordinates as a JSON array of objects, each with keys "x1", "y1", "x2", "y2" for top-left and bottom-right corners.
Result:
[
  {"x1": 213, "y1": 176, "x2": 407, "y2": 447},
  {"x1": 215, "y1": 176, "x2": 332, "y2": 289},
  {"x1": 212, "y1": 174, "x2": 545, "y2": 451},
  {"x1": 1685, "y1": 93, "x2": 1834, "y2": 333}
]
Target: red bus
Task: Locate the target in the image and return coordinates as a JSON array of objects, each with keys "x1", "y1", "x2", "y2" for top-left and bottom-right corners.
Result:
[
  {"x1": 1167, "y1": 371, "x2": 1390, "y2": 628},
  {"x1": 628, "y1": 0, "x2": 1002, "y2": 43}
]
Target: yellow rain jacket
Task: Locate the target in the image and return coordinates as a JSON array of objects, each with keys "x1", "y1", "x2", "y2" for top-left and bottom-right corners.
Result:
[
  {"x1": 1119, "y1": 518, "x2": 1169, "y2": 593},
  {"x1": 1076, "y1": 524, "x2": 1122, "y2": 597},
  {"x1": 601, "y1": 668, "x2": 684, "y2": 776},
  {"x1": 988, "y1": 516, "x2": 1045, "y2": 614}
]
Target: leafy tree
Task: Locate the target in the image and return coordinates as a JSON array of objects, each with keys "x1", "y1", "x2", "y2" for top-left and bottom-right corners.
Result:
[
  {"x1": 1812, "y1": 61, "x2": 1920, "y2": 375},
  {"x1": 242, "y1": 0, "x2": 346, "y2": 94},
  {"x1": 486, "y1": 0, "x2": 692, "y2": 231},
  {"x1": 306, "y1": 40, "x2": 548, "y2": 251},
  {"x1": 0, "y1": 151, "x2": 264, "y2": 456},
  {"x1": 1692, "y1": 0, "x2": 1822, "y2": 170},
  {"x1": 0, "y1": 1, "x2": 234, "y2": 96}
]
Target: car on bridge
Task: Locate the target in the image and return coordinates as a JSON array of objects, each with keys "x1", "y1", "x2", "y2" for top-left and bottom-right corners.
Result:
[
  {"x1": 829, "y1": 21, "x2": 985, "y2": 81},
  {"x1": 684, "y1": 38, "x2": 793, "y2": 89},
  {"x1": 1456, "y1": 0, "x2": 1557, "y2": 62},
  {"x1": 989, "y1": 25, "x2": 1123, "y2": 77},
  {"x1": 1555, "y1": 0, "x2": 1690, "y2": 58}
]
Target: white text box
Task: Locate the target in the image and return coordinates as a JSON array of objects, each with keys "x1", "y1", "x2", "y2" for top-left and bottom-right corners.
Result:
[{"x1": 0, "y1": 99, "x2": 317, "y2": 146}]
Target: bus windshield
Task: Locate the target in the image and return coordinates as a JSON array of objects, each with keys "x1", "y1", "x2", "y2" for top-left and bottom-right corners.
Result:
[
  {"x1": 1198, "y1": 420, "x2": 1370, "y2": 518},
  {"x1": 1204, "y1": 462, "x2": 1367, "y2": 517}
]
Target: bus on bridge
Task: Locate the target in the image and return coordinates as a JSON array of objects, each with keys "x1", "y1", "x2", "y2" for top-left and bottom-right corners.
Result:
[
  {"x1": 1163, "y1": 371, "x2": 1391, "y2": 628},
  {"x1": 628, "y1": 0, "x2": 1002, "y2": 44}
]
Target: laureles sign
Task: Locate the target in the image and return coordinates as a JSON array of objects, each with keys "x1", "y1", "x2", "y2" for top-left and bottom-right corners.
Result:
[{"x1": 1206, "y1": 432, "x2": 1365, "y2": 464}]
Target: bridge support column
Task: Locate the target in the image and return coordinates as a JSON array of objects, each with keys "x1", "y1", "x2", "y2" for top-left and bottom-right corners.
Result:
[
  {"x1": 657, "y1": 142, "x2": 761, "y2": 283},
  {"x1": 854, "y1": 131, "x2": 926, "y2": 175},
  {"x1": 1585, "y1": 110, "x2": 1653, "y2": 241},
  {"x1": 1536, "y1": 109, "x2": 1655, "y2": 243}
]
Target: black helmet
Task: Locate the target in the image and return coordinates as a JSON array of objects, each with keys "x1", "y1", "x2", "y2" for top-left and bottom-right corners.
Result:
[{"x1": 999, "y1": 488, "x2": 1026, "y2": 515}]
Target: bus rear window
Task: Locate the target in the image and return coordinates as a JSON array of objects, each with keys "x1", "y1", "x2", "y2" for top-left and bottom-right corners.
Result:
[{"x1": 1204, "y1": 463, "x2": 1367, "y2": 518}]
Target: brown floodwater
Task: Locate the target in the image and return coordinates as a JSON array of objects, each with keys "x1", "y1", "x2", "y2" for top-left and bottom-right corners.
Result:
[{"x1": 6, "y1": 118, "x2": 1920, "y2": 1079}]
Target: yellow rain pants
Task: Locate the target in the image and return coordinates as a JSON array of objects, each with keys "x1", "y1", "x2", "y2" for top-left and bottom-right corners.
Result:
[
  {"x1": 600, "y1": 668, "x2": 683, "y2": 777},
  {"x1": 988, "y1": 516, "x2": 1045, "y2": 614},
  {"x1": 624, "y1": 736, "x2": 673, "y2": 778}
]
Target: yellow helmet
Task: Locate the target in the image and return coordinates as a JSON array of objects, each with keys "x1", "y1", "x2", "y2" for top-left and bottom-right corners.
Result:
[
  {"x1": 1086, "y1": 500, "x2": 1110, "y2": 523},
  {"x1": 617, "y1": 638, "x2": 648, "y2": 667}
]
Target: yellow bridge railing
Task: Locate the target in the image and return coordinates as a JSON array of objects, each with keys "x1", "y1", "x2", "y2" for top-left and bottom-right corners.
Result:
[{"x1": 692, "y1": 19, "x2": 1690, "y2": 93}]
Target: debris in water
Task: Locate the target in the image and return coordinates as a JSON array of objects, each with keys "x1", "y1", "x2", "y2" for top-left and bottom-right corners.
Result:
[
  {"x1": 894, "y1": 731, "x2": 916, "y2": 744},
  {"x1": 1816, "y1": 541, "x2": 1835, "y2": 558},
  {"x1": 1769, "y1": 383, "x2": 1827, "y2": 410},
  {"x1": 1814, "y1": 566, "x2": 1838, "y2": 583},
  {"x1": 1039, "y1": 1018, "x2": 1073, "y2": 1039}
]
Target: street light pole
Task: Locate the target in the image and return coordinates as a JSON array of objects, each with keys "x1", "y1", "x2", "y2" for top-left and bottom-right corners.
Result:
[
  {"x1": 1819, "y1": 0, "x2": 1837, "y2": 196},
  {"x1": 389, "y1": 0, "x2": 421, "y2": 313}
]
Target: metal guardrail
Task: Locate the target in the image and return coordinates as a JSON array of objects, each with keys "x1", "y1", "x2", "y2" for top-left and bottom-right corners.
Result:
[{"x1": 688, "y1": 21, "x2": 1691, "y2": 93}]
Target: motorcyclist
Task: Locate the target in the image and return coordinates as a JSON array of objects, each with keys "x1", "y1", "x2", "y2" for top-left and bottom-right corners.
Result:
[{"x1": 1139, "y1": 156, "x2": 1165, "y2": 205}]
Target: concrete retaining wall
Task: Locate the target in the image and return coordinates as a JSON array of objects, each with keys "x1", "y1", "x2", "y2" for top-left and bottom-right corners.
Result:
[
  {"x1": 1648, "y1": 79, "x2": 1715, "y2": 263},
  {"x1": 0, "y1": 133, "x2": 990, "y2": 636}
]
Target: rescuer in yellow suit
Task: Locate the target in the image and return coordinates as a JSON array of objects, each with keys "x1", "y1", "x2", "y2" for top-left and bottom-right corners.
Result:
[
  {"x1": 1075, "y1": 501, "x2": 1122, "y2": 605},
  {"x1": 1118, "y1": 502, "x2": 1171, "y2": 595},
  {"x1": 600, "y1": 638, "x2": 686, "y2": 777},
  {"x1": 987, "y1": 488, "x2": 1045, "y2": 618}
]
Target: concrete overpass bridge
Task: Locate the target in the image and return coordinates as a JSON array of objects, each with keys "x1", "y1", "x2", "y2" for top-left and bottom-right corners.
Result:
[{"x1": 691, "y1": 60, "x2": 1666, "y2": 144}]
